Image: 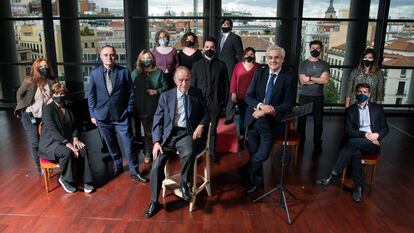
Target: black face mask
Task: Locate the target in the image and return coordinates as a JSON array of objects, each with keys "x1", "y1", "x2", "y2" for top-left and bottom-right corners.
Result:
[
  {"x1": 39, "y1": 68, "x2": 49, "y2": 77},
  {"x1": 53, "y1": 96, "x2": 66, "y2": 105},
  {"x1": 185, "y1": 40, "x2": 195, "y2": 47},
  {"x1": 245, "y1": 56, "x2": 255, "y2": 63},
  {"x1": 222, "y1": 27, "x2": 231, "y2": 33},
  {"x1": 310, "y1": 50, "x2": 320, "y2": 58},
  {"x1": 204, "y1": 49, "x2": 215, "y2": 58},
  {"x1": 363, "y1": 59, "x2": 374, "y2": 67}
]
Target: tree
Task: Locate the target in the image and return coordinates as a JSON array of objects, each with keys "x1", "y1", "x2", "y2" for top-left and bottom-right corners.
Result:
[{"x1": 324, "y1": 80, "x2": 340, "y2": 104}]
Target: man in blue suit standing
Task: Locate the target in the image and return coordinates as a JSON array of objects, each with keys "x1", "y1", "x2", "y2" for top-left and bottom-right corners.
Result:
[
  {"x1": 88, "y1": 45, "x2": 148, "y2": 183},
  {"x1": 239, "y1": 45, "x2": 297, "y2": 195},
  {"x1": 144, "y1": 66, "x2": 209, "y2": 218}
]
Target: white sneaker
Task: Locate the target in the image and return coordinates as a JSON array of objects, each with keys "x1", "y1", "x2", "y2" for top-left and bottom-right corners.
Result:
[{"x1": 83, "y1": 184, "x2": 95, "y2": 193}]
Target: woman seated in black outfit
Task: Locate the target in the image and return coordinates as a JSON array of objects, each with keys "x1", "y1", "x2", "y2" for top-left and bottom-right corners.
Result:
[
  {"x1": 178, "y1": 31, "x2": 203, "y2": 70},
  {"x1": 39, "y1": 83, "x2": 94, "y2": 193}
]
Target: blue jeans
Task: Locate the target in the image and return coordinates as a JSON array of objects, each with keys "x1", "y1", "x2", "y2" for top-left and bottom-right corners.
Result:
[{"x1": 21, "y1": 111, "x2": 41, "y2": 173}]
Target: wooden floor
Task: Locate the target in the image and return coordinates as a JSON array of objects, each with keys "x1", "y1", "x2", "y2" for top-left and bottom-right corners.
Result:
[{"x1": 1, "y1": 109, "x2": 414, "y2": 233}]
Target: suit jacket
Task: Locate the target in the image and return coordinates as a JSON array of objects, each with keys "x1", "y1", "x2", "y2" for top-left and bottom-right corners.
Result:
[
  {"x1": 191, "y1": 58, "x2": 228, "y2": 107},
  {"x1": 88, "y1": 64, "x2": 135, "y2": 122},
  {"x1": 152, "y1": 86, "x2": 210, "y2": 146},
  {"x1": 245, "y1": 67, "x2": 297, "y2": 129},
  {"x1": 14, "y1": 78, "x2": 56, "y2": 116},
  {"x1": 217, "y1": 32, "x2": 243, "y2": 77},
  {"x1": 39, "y1": 102, "x2": 78, "y2": 160},
  {"x1": 345, "y1": 102, "x2": 389, "y2": 140}
]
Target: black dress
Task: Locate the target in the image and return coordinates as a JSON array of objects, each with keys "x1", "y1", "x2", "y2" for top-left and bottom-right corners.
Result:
[{"x1": 178, "y1": 50, "x2": 202, "y2": 70}]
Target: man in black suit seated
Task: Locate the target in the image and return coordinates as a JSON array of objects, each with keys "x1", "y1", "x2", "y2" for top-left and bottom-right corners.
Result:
[
  {"x1": 317, "y1": 83, "x2": 389, "y2": 203},
  {"x1": 191, "y1": 37, "x2": 228, "y2": 164},
  {"x1": 238, "y1": 45, "x2": 297, "y2": 195},
  {"x1": 144, "y1": 66, "x2": 209, "y2": 218}
]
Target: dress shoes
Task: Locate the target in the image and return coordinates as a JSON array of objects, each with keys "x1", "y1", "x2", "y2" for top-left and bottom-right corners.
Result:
[
  {"x1": 316, "y1": 174, "x2": 337, "y2": 186},
  {"x1": 130, "y1": 173, "x2": 149, "y2": 183},
  {"x1": 244, "y1": 184, "x2": 264, "y2": 195},
  {"x1": 144, "y1": 202, "x2": 161, "y2": 218},
  {"x1": 113, "y1": 167, "x2": 124, "y2": 178},
  {"x1": 180, "y1": 184, "x2": 192, "y2": 202},
  {"x1": 352, "y1": 186, "x2": 363, "y2": 203}
]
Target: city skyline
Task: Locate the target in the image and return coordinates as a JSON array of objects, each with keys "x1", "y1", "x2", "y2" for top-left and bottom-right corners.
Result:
[{"x1": 90, "y1": 0, "x2": 414, "y2": 19}]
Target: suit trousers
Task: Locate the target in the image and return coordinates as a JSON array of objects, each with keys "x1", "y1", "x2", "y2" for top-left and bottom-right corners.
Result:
[
  {"x1": 246, "y1": 118, "x2": 283, "y2": 186},
  {"x1": 208, "y1": 102, "x2": 221, "y2": 159},
  {"x1": 297, "y1": 95, "x2": 324, "y2": 145},
  {"x1": 333, "y1": 138, "x2": 379, "y2": 186},
  {"x1": 54, "y1": 146, "x2": 93, "y2": 184},
  {"x1": 97, "y1": 116, "x2": 139, "y2": 175},
  {"x1": 149, "y1": 128, "x2": 195, "y2": 202}
]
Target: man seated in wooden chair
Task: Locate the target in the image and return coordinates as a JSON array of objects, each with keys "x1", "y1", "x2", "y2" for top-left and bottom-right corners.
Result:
[
  {"x1": 316, "y1": 83, "x2": 389, "y2": 203},
  {"x1": 144, "y1": 66, "x2": 209, "y2": 218}
]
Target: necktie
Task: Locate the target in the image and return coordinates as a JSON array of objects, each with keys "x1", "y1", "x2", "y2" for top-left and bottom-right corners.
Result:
[
  {"x1": 264, "y1": 73, "x2": 277, "y2": 104},
  {"x1": 220, "y1": 35, "x2": 226, "y2": 50},
  {"x1": 105, "y1": 69, "x2": 112, "y2": 95},
  {"x1": 183, "y1": 94, "x2": 193, "y2": 135}
]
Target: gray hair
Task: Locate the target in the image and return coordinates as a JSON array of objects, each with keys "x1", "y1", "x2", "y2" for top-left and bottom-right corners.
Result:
[
  {"x1": 265, "y1": 45, "x2": 285, "y2": 60},
  {"x1": 174, "y1": 66, "x2": 191, "y2": 78}
]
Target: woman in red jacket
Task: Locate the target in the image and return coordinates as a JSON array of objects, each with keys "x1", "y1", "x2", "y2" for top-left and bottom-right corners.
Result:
[{"x1": 230, "y1": 47, "x2": 261, "y2": 147}]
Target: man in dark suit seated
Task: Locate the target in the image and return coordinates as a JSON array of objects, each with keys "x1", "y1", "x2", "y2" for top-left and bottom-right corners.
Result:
[
  {"x1": 144, "y1": 66, "x2": 210, "y2": 218},
  {"x1": 317, "y1": 83, "x2": 389, "y2": 203},
  {"x1": 88, "y1": 45, "x2": 148, "y2": 183},
  {"x1": 238, "y1": 45, "x2": 297, "y2": 195},
  {"x1": 191, "y1": 37, "x2": 228, "y2": 164}
]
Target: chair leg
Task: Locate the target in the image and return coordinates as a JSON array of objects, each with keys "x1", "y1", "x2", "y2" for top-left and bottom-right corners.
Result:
[
  {"x1": 293, "y1": 145, "x2": 299, "y2": 168},
  {"x1": 206, "y1": 153, "x2": 212, "y2": 197},
  {"x1": 162, "y1": 160, "x2": 170, "y2": 198},
  {"x1": 341, "y1": 167, "x2": 347, "y2": 186},
  {"x1": 371, "y1": 164, "x2": 377, "y2": 186},
  {"x1": 42, "y1": 167, "x2": 49, "y2": 193}
]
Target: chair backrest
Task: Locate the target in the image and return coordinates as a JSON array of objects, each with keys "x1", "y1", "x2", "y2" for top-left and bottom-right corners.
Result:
[{"x1": 38, "y1": 122, "x2": 43, "y2": 135}]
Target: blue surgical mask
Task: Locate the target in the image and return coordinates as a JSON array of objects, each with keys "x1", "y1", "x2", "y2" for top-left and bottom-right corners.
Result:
[
  {"x1": 356, "y1": 93, "x2": 369, "y2": 103},
  {"x1": 158, "y1": 39, "x2": 168, "y2": 46}
]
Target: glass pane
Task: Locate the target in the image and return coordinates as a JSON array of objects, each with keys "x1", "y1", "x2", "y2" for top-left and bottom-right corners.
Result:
[
  {"x1": 149, "y1": 0, "x2": 202, "y2": 16},
  {"x1": 301, "y1": 20, "x2": 348, "y2": 64},
  {"x1": 78, "y1": 0, "x2": 124, "y2": 16},
  {"x1": 54, "y1": 19, "x2": 126, "y2": 63},
  {"x1": 222, "y1": 0, "x2": 277, "y2": 17},
  {"x1": 148, "y1": 19, "x2": 205, "y2": 49},
  {"x1": 15, "y1": 21, "x2": 46, "y2": 61},
  {"x1": 383, "y1": 24, "x2": 414, "y2": 67},
  {"x1": 303, "y1": 0, "x2": 350, "y2": 18},
  {"x1": 235, "y1": 19, "x2": 278, "y2": 64},
  {"x1": 389, "y1": 0, "x2": 414, "y2": 20},
  {"x1": 381, "y1": 68, "x2": 413, "y2": 105},
  {"x1": 10, "y1": 0, "x2": 42, "y2": 17},
  {"x1": 369, "y1": 0, "x2": 380, "y2": 19}
]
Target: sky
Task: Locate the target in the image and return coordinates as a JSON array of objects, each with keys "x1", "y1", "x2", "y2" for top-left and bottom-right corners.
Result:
[{"x1": 90, "y1": 0, "x2": 414, "y2": 19}]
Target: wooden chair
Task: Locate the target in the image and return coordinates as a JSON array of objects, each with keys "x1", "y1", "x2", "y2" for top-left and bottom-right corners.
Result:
[
  {"x1": 162, "y1": 124, "x2": 212, "y2": 212},
  {"x1": 273, "y1": 119, "x2": 301, "y2": 167},
  {"x1": 341, "y1": 153, "x2": 380, "y2": 187},
  {"x1": 38, "y1": 122, "x2": 60, "y2": 193}
]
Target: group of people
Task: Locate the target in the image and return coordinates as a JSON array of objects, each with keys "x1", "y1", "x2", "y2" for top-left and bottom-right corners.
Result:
[{"x1": 15, "y1": 18, "x2": 389, "y2": 217}]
